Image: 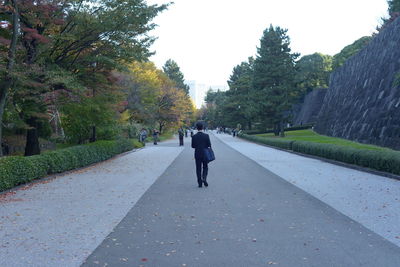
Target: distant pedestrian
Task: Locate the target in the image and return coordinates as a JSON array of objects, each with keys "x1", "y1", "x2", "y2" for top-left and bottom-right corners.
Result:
[
  {"x1": 139, "y1": 128, "x2": 147, "y2": 145},
  {"x1": 152, "y1": 129, "x2": 159, "y2": 145},
  {"x1": 178, "y1": 128, "x2": 184, "y2": 146},
  {"x1": 191, "y1": 122, "x2": 212, "y2": 188},
  {"x1": 190, "y1": 129, "x2": 194, "y2": 137},
  {"x1": 185, "y1": 128, "x2": 188, "y2": 137}
]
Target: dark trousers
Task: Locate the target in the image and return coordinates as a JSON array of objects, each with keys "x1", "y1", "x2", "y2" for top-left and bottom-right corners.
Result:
[
  {"x1": 195, "y1": 158, "x2": 208, "y2": 185},
  {"x1": 179, "y1": 137, "x2": 184, "y2": 146}
]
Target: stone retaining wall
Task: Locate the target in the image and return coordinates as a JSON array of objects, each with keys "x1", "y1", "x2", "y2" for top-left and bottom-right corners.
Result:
[
  {"x1": 315, "y1": 18, "x2": 400, "y2": 150},
  {"x1": 293, "y1": 88, "x2": 327, "y2": 126}
]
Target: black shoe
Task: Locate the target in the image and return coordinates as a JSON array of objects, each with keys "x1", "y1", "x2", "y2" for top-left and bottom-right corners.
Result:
[
  {"x1": 203, "y1": 180, "x2": 208, "y2": 187},
  {"x1": 198, "y1": 185, "x2": 202, "y2": 188}
]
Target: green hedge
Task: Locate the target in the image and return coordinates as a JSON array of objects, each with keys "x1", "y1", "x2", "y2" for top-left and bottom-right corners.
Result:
[
  {"x1": 0, "y1": 139, "x2": 142, "y2": 192},
  {"x1": 243, "y1": 124, "x2": 313, "y2": 135},
  {"x1": 239, "y1": 134, "x2": 294, "y2": 150},
  {"x1": 284, "y1": 124, "x2": 314, "y2": 132},
  {"x1": 239, "y1": 134, "x2": 400, "y2": 175},
  {"x1": 292, "y1": 141, "x2": 400, "y2": 175}
]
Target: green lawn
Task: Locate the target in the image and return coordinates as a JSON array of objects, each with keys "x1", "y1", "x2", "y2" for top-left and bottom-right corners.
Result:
[{"x1": 257, "y1": 129, "x2": 390, "y2": 151}]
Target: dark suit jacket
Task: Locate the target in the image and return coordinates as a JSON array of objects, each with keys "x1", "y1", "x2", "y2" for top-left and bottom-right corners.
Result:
[{"x1": 191, "y1": 131, "x2": 211, "y2": 159}]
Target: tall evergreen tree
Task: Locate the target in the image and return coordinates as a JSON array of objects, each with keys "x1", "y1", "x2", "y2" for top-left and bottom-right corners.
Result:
[
  {"x1": 388, "y1": 0, "x2": 400, "y2": 15},
  {"x1": 253, "y1": 25, "x2": 298, "y2": 136},
  {"x1": 162, "y1": 59, "x2": 190, "y2": 94},
  {"x1": 226, "y1": 57, "x2": 256, "y2": 130},
  {"x1": 204, "y1": 89, "x2": 227, "y2": 128}
]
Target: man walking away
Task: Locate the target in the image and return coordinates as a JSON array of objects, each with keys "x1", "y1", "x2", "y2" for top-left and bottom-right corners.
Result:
[
  {"x1": 191, "y1": 122, "x2": 212, "y2": 188},
  {"x1": 178, "y1": 127, "x2": 184, "y2": 146},
  {"x1": 139, "y1": 128, "x2": 147, "y2": 146},
  {"x1": 152, "y1": 129, "x2": 159, "y2": 145}
]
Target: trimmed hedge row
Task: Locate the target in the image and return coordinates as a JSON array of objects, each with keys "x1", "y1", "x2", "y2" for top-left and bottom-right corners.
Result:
[
  {"x1": 284, "y1": 124, "x2": 314, "y2": 132},
  {"x1": 243, "y1": 124, "x2": 313, "y2": 135},
  {"x1": 0, "y1": 139, "x2": 142, "y2": 192},
  {"x1": 292, "y1": 141, "x2": 400, "y2": 175},
  {"x1": 239, "y1": 134, "x2": 400, "y2": 175}
]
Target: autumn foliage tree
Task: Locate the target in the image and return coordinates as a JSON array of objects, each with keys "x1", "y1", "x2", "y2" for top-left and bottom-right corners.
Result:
[
  {"x1": 0, "y1": 0, "x2": 66, "y2": 156},
  {"x1": 0, "y1": 0, "x2": 170, "y2": 156},
  {"x1": 121, "y1": 61, "x2": 195, "y2": 134},
  {"x1": 0, "y1": 0, "x2": 19, "y2": 156}
]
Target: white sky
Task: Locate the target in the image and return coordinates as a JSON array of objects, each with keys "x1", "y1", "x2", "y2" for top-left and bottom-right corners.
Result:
[{"x1": 147, "y1": 0, "x2": 389, "y2": 87}]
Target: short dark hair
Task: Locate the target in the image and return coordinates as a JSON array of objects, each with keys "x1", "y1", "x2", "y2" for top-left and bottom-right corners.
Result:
[{"x1": 196, "y1": 122, "x2": 204, "y2": 130}]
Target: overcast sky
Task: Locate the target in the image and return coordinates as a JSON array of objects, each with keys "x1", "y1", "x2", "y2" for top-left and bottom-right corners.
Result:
[{"x1": 147, "y1": 0, "x2": 388, "y2": 87}]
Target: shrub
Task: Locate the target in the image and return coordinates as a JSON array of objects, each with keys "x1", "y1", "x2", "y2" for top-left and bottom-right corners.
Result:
[
  {"x1": 97, "y1": 125, "x2": 122, "y2": 140},
  {"x1": 285, "y1": 124, "x2": 314, "y2": 131},
  {"x1": 238, "y1": 134, "x2": 400, "y2": 175},
  {"x1": 0, "y1": 155, "x2": 48, "y2": 191},
  {"x1": 243, "y1": 124, "x2": 313, "y2": 135},
  {"x1": 292, "y1": 141, "x2": 400, "y2": 175},
  {"x1": 130, "y1": 139, "x2": 144, "y2": 148},
  {"x1": 121, "y1": 125, "x2": 139, "y2": 139},
  {"x1": 0, "y1": 138, "x2": 137, "y2": 192}
]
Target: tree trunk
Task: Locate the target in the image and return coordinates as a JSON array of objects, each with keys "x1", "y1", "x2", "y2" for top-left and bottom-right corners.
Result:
[
  {"x1": 25, "y1": 118, "x2": 41, "y2": 156},
  {"x1": 273, "y1": 123, "x2": 280, "y2": 136},
  {"x1": 0, "y1": 0, "x2": 19, "y2": 157},
  {"x1": 89, "y1": 126, "x2": 96, "y2": 142},
  {"x1": 279, "y1": 121, "x2": 285, "y2": 137},
  {"x1": 247, "y1": 121, "x2": 252, "y2": 130},
  {"x1": 56, "y1": 109, "x2": 65, "y2": 138},
  {"x1": 0, "y1": 86, "x2": 8, "y2": 157}
]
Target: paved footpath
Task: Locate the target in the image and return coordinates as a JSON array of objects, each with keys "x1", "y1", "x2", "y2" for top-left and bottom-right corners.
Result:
[
  {"x1": 214, "y1": 133, "x2": 400, "y2": 248},
  {"x1": 82, "y1": 133, "x2": 400, "y2": 267},
  {"x1": 0, "y1": 139, "x2": 184, "y2": 267}
]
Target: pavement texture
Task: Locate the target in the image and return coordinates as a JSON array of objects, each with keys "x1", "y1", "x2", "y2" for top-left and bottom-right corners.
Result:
[
  {"x1": 0, "y1": 139, "x2": 184, "y2": 267},
  {"x1": 214, "y1": 133, "x2": 400, "y2": 248},
  {"x1": 82, "y1": 133, "x2": 400, "y2": 267}
]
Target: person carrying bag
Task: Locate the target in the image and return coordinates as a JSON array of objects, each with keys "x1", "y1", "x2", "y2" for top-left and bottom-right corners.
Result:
[{"x1": 191, "y1": 122, "x2": 213, "y2": 188}]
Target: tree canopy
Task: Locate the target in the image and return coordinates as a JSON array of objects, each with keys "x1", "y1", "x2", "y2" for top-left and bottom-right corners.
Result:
[
  {"x1": 388, "y1": 0, "x2": 400, "y2": 15},
  {"x1": 123, "y1": 61, "x2": 195, "y2": 133},
  {"x1": 0, "y1": 0, "x2": 195, "y2": 157},
  {"x1": 202, "y1": 26, "x2": 300, "y2": 134},
  {"x1": 295, "y1": 53, "x2": 332, "y2": 95},
  {"x1": 332, "y1": 36, "x2": 372, "y2": 70},
  {"x1": 162, "y1": 59, "x2": 190, "y2": 95}
]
